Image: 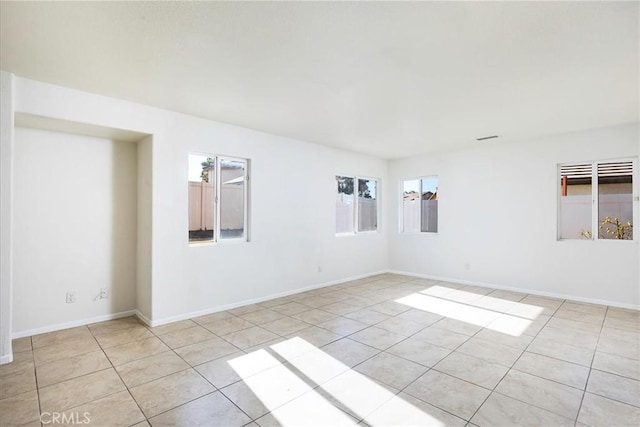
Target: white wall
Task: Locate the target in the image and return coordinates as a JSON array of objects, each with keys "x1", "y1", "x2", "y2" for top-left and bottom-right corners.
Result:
[
  {"x1": 389, "y1": 124, "x2": 640, "y2": 307},
  {"x1": 0, "y1": 72, "x2": 15, "y2": 363},
  {"x1": 12, "y1": 128, "x2": 139, "y2": 332},
  {"x1": 8, "y1": 76, "x2": 388, "y2": 334}
]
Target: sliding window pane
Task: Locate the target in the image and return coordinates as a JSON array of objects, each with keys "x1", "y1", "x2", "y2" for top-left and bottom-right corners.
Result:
[
  {"x1": 421, "y1": 177, "x2": 438, "y2": 232},
  {"x1": 402, "y1": 180, "x2": 420, "y2": 233},
  {"x1": 336, "y1": 176, "x2": 355, "y2": 233},
  {"x1": 358, "y1": 178, "x2": 378, "y2": 232},
  {"x1": 598, "y1": 161, "x2": 633, "y2": 240},
  {"x1": 559, "y1": 163, "x2": 592, "y2": 239},
  {"x1": 188, "y1": 154, "x2": 215, "y2": 243},
  {"x1": 220, "y1": 159, "x2": 246, "y2": 239}
]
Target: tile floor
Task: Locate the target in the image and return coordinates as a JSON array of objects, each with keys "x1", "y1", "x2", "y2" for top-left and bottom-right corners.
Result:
[{"x1": 1, "y1": 274, "x2": 639, "y2": 426}]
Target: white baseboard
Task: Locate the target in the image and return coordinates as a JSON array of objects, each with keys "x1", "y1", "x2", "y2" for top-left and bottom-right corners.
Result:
[
  {"x1": 134, "y1": 310, "x2": 152, "y2": 327},
  {"x1": 388, "y1": 270, "x2": 640, "y2": 311},
  {"x1": 0, "y1": 354, "x2": 13, "y2": 365},
  {"x1": 147, "y1": 270, "x2": 387, "y2": 327},
  {"x1": 12, "y1": 310, "x2": 138, "y2": 339}
]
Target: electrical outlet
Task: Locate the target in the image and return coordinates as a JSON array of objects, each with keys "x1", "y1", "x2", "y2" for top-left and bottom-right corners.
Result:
[
  {"x1": 99, "y1": 288, "x2": 109, "y2": 299},
  {"x1": 66, "y1": 292, "x2": 76, "y2": 303}
]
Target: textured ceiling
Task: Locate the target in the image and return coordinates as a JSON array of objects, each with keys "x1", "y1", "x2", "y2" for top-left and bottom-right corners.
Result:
[{"x1": 1, "y1": 1, "x2": 638, "y2": 159}]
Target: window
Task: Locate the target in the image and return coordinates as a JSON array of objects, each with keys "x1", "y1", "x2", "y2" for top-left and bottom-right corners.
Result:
[
  {"x1": 336, "y1": 175, "x2": 379, "y2": 234},
  {"x1": 402, "y1": 177, "x2": 438, "y2": 233},
  {"x1": 559, "y1": 159, "x2": 635, "y2": 240},
  {"x1": 188, "y1": 154, "x2": 249, "y2": 243}
]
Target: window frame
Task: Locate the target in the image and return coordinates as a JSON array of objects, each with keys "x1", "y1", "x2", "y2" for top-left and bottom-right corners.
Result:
[
  {"x1": 188, "y1": 153, "x2": 250, "y2": 246},
  {"x1": 557, "y1": 157, "x2": 638, "y2": 242},
  {"x1": 399, "y1": 175, "x2": 439, "y2": 234},
  {"x1": 335, "y1": 174, "x2": 380, "y2": 236}
]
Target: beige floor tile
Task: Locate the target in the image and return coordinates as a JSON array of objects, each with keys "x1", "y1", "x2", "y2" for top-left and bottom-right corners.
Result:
[
  {"x1": 103, "y1": 336, "x2": 169, "y2": 366},
  {"x1": 223, "y1": 327, "x2": 281, "y2": 350},
  {"x1": 471, "y1": 392, "x2": 573, "y2": 427},
  {"x1": 606, "y1": 307, "x2": 640, "y2": 323},
  {"x1": 578, "y1": 392, "x2": 640, "y2": 427},
  {"x1": 456, "y1": 337, "x2": 523, "y2": 367},
  {"x1": 297, "y1": 295, "x2": 334, "y2": 308},
  {"x1": 546, "y1": 317, "x2": 602, "y2": 334},
  {"x1": 527, "y1": 336, "x2": 594, "y2": 366},
  {"x1": 365, "y1": 391, "x2": 467, "y2": 427},
  {"x1": 129, "y1": 369, "x2": 215, "y2": 418},
  {"x1": 195, "y1": 351, "x2": 265, "y2": 389},
  {"x1": 149, "y1": 391, "x2": 251, "y2": 426},
  {"x1": 33, "y1": 336, "x2": 101, "y2": 366},
  {"x1": 343, "y1": 309, "x2": 391, "y2": 325},
  {"x1": 587, "y1": 369, "x2": 640, "y2": 407},
  {"x1": 434, "y1": 351, "x2": 509, "y2": 389},
  {"x1": 271, "y1": 302, "x2": 312, "y2": 316},
  {"x1": 394, "y1": 308, "x2": 443, "y2": 326},
  {"x1": 412, "y1": 325, "x2": 470, "y2": 350},
  {"x1": 368, "y1": 301, "x2": 411, "y2": 316},
  {"x1": 561, "y1": 301, "x2": 607, "y2": 316},
  {"x1": 174, "y1": 336, "x2": 240, "y2": 365},
  {"x1": 39, "y1": 368, "x2": 125, "y2": 413},
  {"x1": 0, "y1": 390, "x2": 40, "y2": 427},
  {"x1": 355, "y1": 351, "x2": 427, "y2": 389},
  {"x1": 473, "y1": 328, "x2": 534, "y2": 351},
  {"x1": 0, "y1": 366, "x2": 36, "y2": 400},
  {"x1": 221, "y1": 364, "x2": 312, "y2": 419},
  {"x1": 88, "y1": 316, "x2": 142, "y2": 335},
  {"x1": 317, "y1": 317, "x2": 368, "y2": 336},
  {"x1": 56, "y1": 390, "x2": 145, "y2": 426},
  {"x1": 320, "y1": 302, "x2": 361, "y2": 316},
  {"x1": 495, "y1": 370, "x2": 583, "y2": 420},
  {"x1": 31, "y1": 326, "x2": 93, "y2": 349},
  {"x1": 115, "y1": 351, "x2": 189, "y2": 388},
  {"x1": 604, "y1": 317, "x2": 640, "y2": 333},
  {"x1": 11, "y1": 338, "x2": 32, "y2": 353},
  {"x1": 350, "y1": 327, "x2": 407, "y2": 350},
  {"x1": 387, "y1": 336, "x2": 451, "y2": 367},
  {"x1": 433, "y1": 318, "x2": 483, "y2": 336},
  {"x1": 374, "y1": 317, "x2": 425, "y2": 336},
  {"x1": 537, "y1": 325, "x2": 599, "y2": 350},
  {"x1": 285, "y1": 326, "x2": 342, "y2": 348},
  {"x1": 228, "y1": 303, "x2": 264, "y2": 316},
  {"x1": 157, "y1": 325, "x2": 216, "y2": 349},
  {"x1": 149, "y1": 319, "x2": 197, "y2": 335},
  {"x1": 35, "y1": 349, "x2": 111, "y2": 388},
  {"x1": 291, "y1": 309, "x2": 337, "y2": 325},
  {"x1": 132, "y1": 421, "x2": 151, "y2": 427},
  {"x1": 202, "y1": 316, "x2": 255, "y2": 335},
  {"x1": 191, "y1": 311, "x2": 235, "y2": 325},
  {"x1": 241, "y1": 308, "x2": 287, "y2": 325},
  {"x1": 598, "y1": 335, "x2": 640, "y2": 361},
  {"x1": 404, "y1": 370, "x2": 491, "y2": 420},
  {"x1": 553, "y1": 308, "x2": 605, "y2": 325},
  {"x1": 592, "y1": 351, "x2": 640, "y2": 380},
  {"x1": 261, "y1": 318, "x2": 310, "y2": 336},
  {"x1": 513, "y1": 351, "x2": 590, "y2": 390},
  {"x1": 0, "y1": 351, "x2": 34, "y2": 377},
  {"x1": 94, "y1": 324, "x2": 154, "y2": 349},
  {"x1": 321, "y1": 338, "x2": 379, "y2": 368}
]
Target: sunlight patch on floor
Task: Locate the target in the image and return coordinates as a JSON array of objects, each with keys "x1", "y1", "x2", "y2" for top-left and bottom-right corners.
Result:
[
  {"x1": 229, "y1": 337, "x2": 446, "y2": 427},
  {"x1": 396, "y1": 287, "x2": 542, "y2": 336}
]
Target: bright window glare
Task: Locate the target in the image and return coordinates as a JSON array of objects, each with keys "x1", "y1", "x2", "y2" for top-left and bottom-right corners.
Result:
[{"x1": 396, "y1": 286, "x2": 543, "y2": 337}]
